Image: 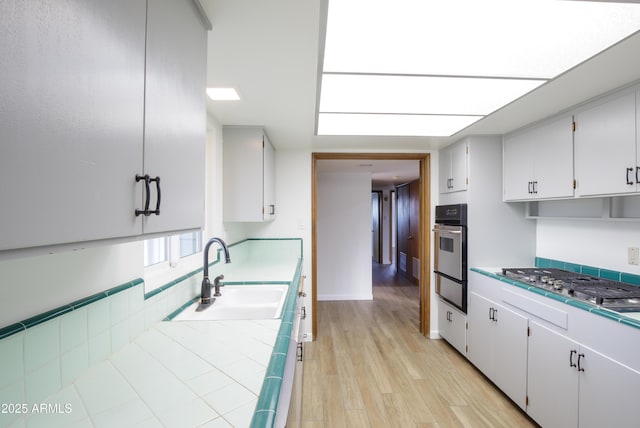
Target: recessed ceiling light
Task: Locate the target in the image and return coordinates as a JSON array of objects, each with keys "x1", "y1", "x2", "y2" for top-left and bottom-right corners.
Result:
[{"x1": 206, "y1": 87, "x2": 240, "y2": 101}]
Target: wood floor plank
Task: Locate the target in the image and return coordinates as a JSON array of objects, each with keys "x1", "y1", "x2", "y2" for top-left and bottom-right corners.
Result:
[{"x1": 302, "y1": 263, "x2": 537, "y2": 428}]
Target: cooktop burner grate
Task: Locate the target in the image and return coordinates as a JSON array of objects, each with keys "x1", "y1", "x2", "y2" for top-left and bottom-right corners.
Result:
[{"x1": 500, "y1": 267, "x2": 640, "y2": 309}]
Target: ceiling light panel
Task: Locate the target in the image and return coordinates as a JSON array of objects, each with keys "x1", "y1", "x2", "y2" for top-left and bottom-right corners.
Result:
[
  {"x1": 206, "y1": 87, "x2": 240, "y2": 101},
  {"x1": 317, "y1": 113, "x2": 482, "y2": 137},
  {"x1": 323, "y1": 0, "x2": 640, "y2": 79},
  {"x1": 319, "y1": 74, "x2": 545, "y2": 116}
]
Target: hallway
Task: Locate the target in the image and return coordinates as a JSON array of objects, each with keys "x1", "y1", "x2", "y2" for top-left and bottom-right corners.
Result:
[{"x1": 301, "y1": 263, "x2": 536, "y2": 427}]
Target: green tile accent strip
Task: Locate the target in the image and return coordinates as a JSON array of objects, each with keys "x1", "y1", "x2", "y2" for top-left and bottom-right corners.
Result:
[
  {"x1": 250, "y1": 257, "x2": 304, "y2": 428},
  {"x1": 471, "y1": 267, "x2": 640, "y2": 330},
  {"x1": 0, "y1": 277, "x2": 144, "y2": 340}
]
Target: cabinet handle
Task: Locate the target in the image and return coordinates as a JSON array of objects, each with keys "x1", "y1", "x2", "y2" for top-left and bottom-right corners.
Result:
[
  {"x1": 493, "y1": 308, "x2": 498, "y2": 322},
  {"x1": 489, "y1": 307, "x2": 495, "y2": 321},
  {"x1": 301, "y1": 306, "x2": 307, "y2": 320},
  {"x1": 149, "y1": 176, "x2": 161, "y2": 215},
  {"x1": 135, "y1": 174, "x2": 161, "y2": 216},
  {"x1": 135, "y1": 174, "x2": 151, "y2": 216},
  {"x1": 627, "y1": 167, "x2": 634, "y2": 185},
  {"x1": 569, "y1": 349, "x2": 577, "y2": 368},
  {"x1": 636, "y1": 166, "x2": 640, "y2": 184},
  {"x1": 577, "y1": 353, "x2": 585, "y2": 372},
  {"x1": 297, "y1": 342, "x2": 303, "y2": 362},
  {"x1": 528, "y1": 181, "x2": 532, "y2": 194},
  {"x1": 269, "y1": 204, "x2": 275, "y2": 215},
  {"x1": 533, "y1": 181, "x2": 538, "y2": 194}
]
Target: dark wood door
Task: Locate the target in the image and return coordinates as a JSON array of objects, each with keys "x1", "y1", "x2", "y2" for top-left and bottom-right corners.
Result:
[{"x1": 396, "y1": 180, "x2": 420, "y2": 284}]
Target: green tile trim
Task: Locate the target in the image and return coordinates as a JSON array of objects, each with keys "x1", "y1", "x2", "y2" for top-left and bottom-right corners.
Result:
[
  {"x1": 143, "y1": 237, "x2": 303, "y2": 300},
  {"x1": 471, "y1": 268, "x2": 640, "y2": 330},
  {"x1": 0, "y1": 323, "x2": 26, "y2": 340},
  {"x1": 163, "y1": 297, "x2": 200, "y2": 321},
  {"x1": 250, "y1": 257, "x2": 304, "y2": 428},
  {"x1": 0, "y1": 277, "x2": 145, "y2": 340}
]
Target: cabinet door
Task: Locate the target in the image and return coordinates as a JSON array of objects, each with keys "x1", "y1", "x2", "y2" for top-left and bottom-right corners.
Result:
[
  {"x1": 531, "y1": 116, "x2": 574, "y2": 199},
  {"x1": 0, "y1": 0, "x2": 146, "y2": 251},
  {"x1": 450, "y1": 142, "x2": 468, "y2": 192},
  {"x1": 579, "y1": 344, "x2": 640, "y2": 428},
  {"x1": 263, "y1": 134, "x2": 276, "y2": 221},
  {"x1": 527, "y1": 321, "x2": 579, "y2": 428},
  {"x1": 223, "y1": 127, "x2": 266, "y2": 222},
  {"x1": 438, "y1": 148, "x2": 453, "y2": 194},
  {"x1": 467, "y1": 292, "x2": 496, "y2": 377},
  {"x1": 503, "y1": 132, "x2": 535, "y2": 201},
  {"x1": 493, "y1": 302, "x2": 528, "y2": 410},
  {"x1": 574, "y1": 92, "x2": 637, "y2": 197},
  {"x1": 142, "y1": 0, "x2": 207, "y2": 234}
]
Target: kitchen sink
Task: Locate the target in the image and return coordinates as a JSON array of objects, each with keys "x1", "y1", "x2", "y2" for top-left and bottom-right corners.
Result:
[{"x1": 171, "y1": 284, "x2": 288, "y2": 321}]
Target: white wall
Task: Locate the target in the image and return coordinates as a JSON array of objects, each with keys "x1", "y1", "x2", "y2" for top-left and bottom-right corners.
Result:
[
  {"x1": 246, "y1": 149, "x2": 313, "y2": 334},
  {"x1": 317, "y1": 171, "x2": 373, "y2": 300},
  {"x1": 537, "y1": 218, "x2": 640, "y2": 274}
]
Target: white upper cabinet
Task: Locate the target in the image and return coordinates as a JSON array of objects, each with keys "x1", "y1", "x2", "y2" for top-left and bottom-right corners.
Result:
[
  {"x1": 439, "y1": 140, "x2": 468, "y2": 194},
  {"x1": 0, "y1": 0, "x2": 146, "y2": 251},
  {"x1": 142, "y1": 0, "x2": 208, "y2": 234},
  {"x1": 0, "y1": 0, "x2": 208, "y2": 253},
  {"x1": 574, "y1": 90, "x2": 638, "y2": 197},
  {"x1": 223, "y1": 127, "x2": 277, "y2": 222},
  {"x1": 503, "y1": 115, "x2": 574, "y2": 201}
]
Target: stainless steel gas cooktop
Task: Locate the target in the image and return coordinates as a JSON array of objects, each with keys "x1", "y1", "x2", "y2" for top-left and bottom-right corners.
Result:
[{"x1": 500, "y1": 268, "x2": 640, "y2": 313}]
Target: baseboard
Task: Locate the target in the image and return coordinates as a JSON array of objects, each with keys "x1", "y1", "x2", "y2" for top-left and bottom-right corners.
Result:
[{"x1": 317, "y1": 294, "x2": 373, "y2": 301}]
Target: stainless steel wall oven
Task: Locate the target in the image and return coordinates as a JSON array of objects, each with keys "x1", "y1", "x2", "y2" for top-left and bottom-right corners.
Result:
[{"x1": 433, "y1": 204, "x2": 468, "y2": 312}]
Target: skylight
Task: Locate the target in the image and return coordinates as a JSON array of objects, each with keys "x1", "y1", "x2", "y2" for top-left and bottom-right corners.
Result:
[{"x1": 317, "y1": 0, "x2": 640, "y2": 137}]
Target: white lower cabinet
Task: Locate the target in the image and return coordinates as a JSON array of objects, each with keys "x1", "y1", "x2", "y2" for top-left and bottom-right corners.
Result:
[
  {"x1": 467, "y1": 292, "x2": 528, "y2": 410},
  {"x1": 528, "y1": 320, "x2": 640, "y2": 428},
  {"x1": 437, "y1": 298, "x2": 466, "y2": 355}
]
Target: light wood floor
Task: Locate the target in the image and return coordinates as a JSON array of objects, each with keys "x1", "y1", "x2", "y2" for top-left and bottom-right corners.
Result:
[{"x1": 301, "y1": 263, "x2": 538, "y2": 428}]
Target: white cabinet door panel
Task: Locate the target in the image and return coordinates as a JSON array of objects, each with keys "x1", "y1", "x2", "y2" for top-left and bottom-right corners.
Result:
[
  {"x1": 467, "y1": 292, "x2": 496, "y2": 377},
  {"x1": 531, "y1": 116, "x2": 574, "y2": 199},
  {"x1": 574, "y1": 92, "x2": 637, "y2": 197},
  {"x1": 0, "y1": 0, "x2": 146, "y2": 250},
  {"x1": 527, "y1": 321, "x2": 579, "y2": 428},
  {"x1": 142, "y1": 0, "x2": 207, "y2": 234},
  {"x1": 503, "y1": 133, "x2": 535, "y2": 201},
  {"x1": 579, "y1": 344, "x2": 640, "y2": 428},
  {"x1": 493, "y1": 303, "x2": 528, "y2": 410}
]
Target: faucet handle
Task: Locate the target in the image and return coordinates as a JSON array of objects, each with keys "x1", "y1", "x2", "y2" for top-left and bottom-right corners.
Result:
[{"x1": 214, "y1": 274, "x2": 225, "y2": 286}]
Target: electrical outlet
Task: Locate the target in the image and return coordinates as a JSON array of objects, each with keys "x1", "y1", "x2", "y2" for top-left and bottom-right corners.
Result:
[{"x1": 628, "y1": 247, "x2": 639, "y2": 265}]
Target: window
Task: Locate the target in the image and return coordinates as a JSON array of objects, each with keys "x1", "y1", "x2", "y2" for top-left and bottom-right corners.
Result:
[
  {"x1": 144, "y1": 237, "x2": 168, "y2": 267},
  {"x1": 143, "y1": 231, "x2": 202, "y2": 268},
  {"x1": 179, "y1": 231, "x2": 202, "y2": 258}
]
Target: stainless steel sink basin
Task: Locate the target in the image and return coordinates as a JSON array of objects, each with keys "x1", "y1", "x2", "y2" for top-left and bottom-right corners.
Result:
[{"x1": 172, "y1": 284, "x2": 288, "y2": 321}]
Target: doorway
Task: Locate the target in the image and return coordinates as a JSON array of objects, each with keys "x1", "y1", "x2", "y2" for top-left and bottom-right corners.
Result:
[{"x1": 312, "y1": 153, "x2": 431, "y2": 338}]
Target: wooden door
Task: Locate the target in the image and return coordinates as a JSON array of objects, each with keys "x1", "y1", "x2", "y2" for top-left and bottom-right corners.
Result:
[{"x1": 396, "y1": 180, "x2": 420, "y2": 284}]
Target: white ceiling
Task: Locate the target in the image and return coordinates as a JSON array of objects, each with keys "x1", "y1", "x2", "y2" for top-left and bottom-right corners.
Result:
[{"x1": 201, "y1": 0, "x2": 640, "y2": 156}]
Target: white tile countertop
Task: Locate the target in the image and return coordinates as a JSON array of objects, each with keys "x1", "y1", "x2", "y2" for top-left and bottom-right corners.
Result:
[
  {"x1": 0, "y1": 238, "x2": 303, "y2": 428},
  {"x1": 27, "y1": 318, "x2": 281, "y2": 428}
]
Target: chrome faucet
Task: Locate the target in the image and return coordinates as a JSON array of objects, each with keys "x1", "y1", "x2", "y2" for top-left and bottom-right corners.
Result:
[{"x1": 199, "y1": 237, "x2": 231, "y2": 308}]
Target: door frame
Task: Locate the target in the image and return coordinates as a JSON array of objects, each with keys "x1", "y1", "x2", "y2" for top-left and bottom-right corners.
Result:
[{"x1": 311, "y1": 152, "x2": 431, "y2": 337}]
